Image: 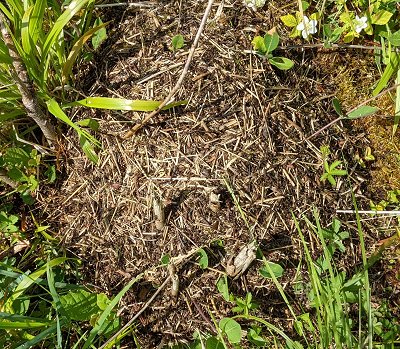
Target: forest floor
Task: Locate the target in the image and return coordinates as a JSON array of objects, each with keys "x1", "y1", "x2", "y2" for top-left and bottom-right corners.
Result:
[{"x1": 37, "y1": 1, "x2": 400, "y2": 347}]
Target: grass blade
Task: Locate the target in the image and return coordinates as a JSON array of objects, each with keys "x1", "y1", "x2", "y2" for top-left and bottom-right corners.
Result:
[
  {"x1": 82, "y1": 275, "x2": 142, "y2": 349},
  {"x1": 62, "y1": 22, "x2": 109, "y2": 81},
  {"x1": 372, "y1": 53, "x2": 400, "y2": 96},
  {"x1": 68, "y1": 97, "x2": 187, "y2": 111}
]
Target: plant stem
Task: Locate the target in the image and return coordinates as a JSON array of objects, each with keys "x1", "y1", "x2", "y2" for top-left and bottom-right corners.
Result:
[{"x1": 0, "y1": 11, "x2": 58, "y2": 147}]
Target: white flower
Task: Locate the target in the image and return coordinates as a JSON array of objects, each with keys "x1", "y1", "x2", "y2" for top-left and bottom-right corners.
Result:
[
  {"x1": 354, "y1": 15, "x2": 368, "y2": 33},
  {"x1": 296, "y1": 16, "x2": 318, "y2": 39},
  {"x1": 243, "y1": 0, "x2": 266, "y2": 10}
]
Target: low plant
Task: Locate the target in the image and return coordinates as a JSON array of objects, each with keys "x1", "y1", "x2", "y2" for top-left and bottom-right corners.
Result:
[{"x1": 252, "y1": 31, "x2": 294, "y2": 70}]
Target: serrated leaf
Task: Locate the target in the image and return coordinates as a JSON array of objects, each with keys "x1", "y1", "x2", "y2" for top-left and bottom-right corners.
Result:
[
  {"x1": 264, "y1": 32, "x2": 279, "y2": 54},
  {"x1": 4, "y1": 148, "x2": 30, "y2": 168},
  {"x1": 371, "y1": 10, "x2": 393, "y2": 25},
  {"x1": 346, "y1": 105, "x2": 379, "y2": 119},
  {"x1": 269, "y1": 56, "x2": 294, "y2": 70},
  {"x1": 197, "y1": 248, "x2": 208, "y2": 269},
  {"x1": 60, "y1": 289, "x2": 100, "y2": 321},
  {"x1": 280, "y1": 14, "x2": 297, "y2": 27},
  {"x1": 92, "y1": 18, "x2": 107, "y2": 50},
  {"x1": 171, "y1": 34, "x2": 184, "y2": 51},
  {"x1": 259, "y1": 261, "x2": 284, "y2": 278},
  {"x1": 216, "y1": 275, "x2": 229, "y2": 301},
  {"x1": 8, "y1": 168, "x2": 28, "y2": 182},
  {"x1": 219, "y1": 318, "x2": 242, "y2": 344}
]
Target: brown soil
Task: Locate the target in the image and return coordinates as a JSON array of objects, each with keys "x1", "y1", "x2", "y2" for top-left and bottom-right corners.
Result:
[{"x1": 37, "y1": 1, "x2": 399, "y2": 347}]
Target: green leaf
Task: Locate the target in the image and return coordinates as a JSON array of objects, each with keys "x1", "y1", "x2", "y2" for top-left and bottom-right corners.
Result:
[
  {"x1": 45, "y1": 165, "x2": 57, "y2": 183},
  {"x1": 160, "y1": 254, "x2": 170, "y2": 265},
  {"x1": 8, "y1": 168, "x2": 28, "y2": 183},
  {"x1": 264, "y1": 32, "x2": 279, "y2": 54},
  {"x1": 3, "y1": 147, "x2": 30, "y2": 168},
  {"x1": 373, "y1": 53, "x2": 400, "y2": 96},
  {"x1": 371, "y1": 10, "x2": 393, "y2": 25},
  {"x1": 42, "y1": 0, "x2": 91, "y2": 59},
  {"x1": 96, "y1": 293, "x2": 110, "y2": 311},
  {"x1": 4, "y1": 258, "x2": 68, "y2": 313},
  {"x1": 332, "y1": 98, "x2": 344, "y2": 117},
  {"x1": 197, "y1": 248, "x2": 208, "y2": 269},
  {"x1": 63, "y1": 21, "x2": 109, "y2": 80},
  {"x1": 280, "y1": 14, "x2": 297, "y2": 27},
  {"x1": 80, "y1": 135, "x2": 98, "y2": 164},
  {"x1": 252, "y1": 36, "x2": 267, "y2": 55},
  {"x1": 171, "y1": 34, "x2": 185, "y2": 51},
  {"x1": 216, "y1": 275, "x2": 229, "y2": 301},
  {"x1": 69, "y1": 97, "x2": 187, "y2": 111},
  {"x1": 219, "y1": 317, "x2": 242, "y2": 344},
  {"x1": 259, "y1": 261, "x2": 284, "y2": 279},
  {"x1": 77, "y1": 118, "x2": 100, "y2": 131},
  {"x1": 269, "y1": 56, "x2": 294, "y2": 70},
  {"x1": 60, "y1": 289, "x2": 100, "y2": 321},
  {"x1": 92, "y1": 18, "x2": 107, "y2": 50},
  {"x1": 389, "y1": 30, "x2": 400, "y2": 47},
  {"x1": 346, "y1": 105, "x2": 379, "y2": 119},
  {"x1": 205, "y1": 337, "x2": 225, "y2": 349},
  {"x1": 82, "y1": 275, "x2": 141, "y2": 349}
]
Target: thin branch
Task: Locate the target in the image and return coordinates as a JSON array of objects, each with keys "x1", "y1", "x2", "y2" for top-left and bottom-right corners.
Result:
[
  {"x1": 123, "y1": 0, "x2": 215, "y2": 138},
  {"x1": 306, "y1": 83, "x2": 400, "y2": 141},
  {"x1": 0, "y1": 11, "x2": 58, "y2": 146}
]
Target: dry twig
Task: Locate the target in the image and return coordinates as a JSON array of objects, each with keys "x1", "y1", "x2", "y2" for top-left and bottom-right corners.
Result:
[{"x1": 123, "y1": 0, "x2": 215, "y2": 138}]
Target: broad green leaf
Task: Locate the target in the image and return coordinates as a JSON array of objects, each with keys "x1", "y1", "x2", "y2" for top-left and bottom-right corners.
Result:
[
  {"x1": 96, "y1": 293, "x2": 110, "y2": 311},
  {"x1": 63, "y1": 22, "x2": 109, "y2": 80},
  {"x1": 373, "y1": 53, "x2": 400, "y2": 96},
  {"x1": 264, "y1": 32, "x2": 279, "y2": 54},
  {"x1": 216, "y1": 275, "x2": 229, "y2": 301},
  {"x1": 371, "y1": 10, "x2": 393, "y2": 25},
  {"x1": 8, "y1": 168, "x2": 28, "y2": 182},
  {"x1": 219, "y1": 317, "x2": 242, "y2": 344},
  {"x1": 259, "y1": 261, "x2": 284, "y2": 278},
  {"x1": 60, "y1": 289, "x2": 100, "y2": 321},
  {"x1": 171, "y1": 34, "x2": 184, "y2": 51},
  {"x1": 3, "y1": 147, "x2": 30, "y2": 167},
  {"x1": 205, "y1": 337, "x2": 225, "y2": 349},
  {"x1": 346, "y1": 105, "x2": 379, "y2": 119},
  {"x1": 280, "y1": 14, "x2": 297, "y2": 27},
  {"x1": 389, "y1": 30, "x2": 400, "y2": 47},
  {"x1": 69, "y1": 97, "x2": 186, "y2": 111},
  {"x1": 92, "y1": 18, "x2": 107, "y2": 50},
  {"x1": 197, "y1": 248, "x2": 208, "y2": 269},
  {"x1": 269, "y1": 56, "x2": 294, "y2": 70},
  {"x1": 252, "y1": 36, "x2": 267, "y2": 55}
]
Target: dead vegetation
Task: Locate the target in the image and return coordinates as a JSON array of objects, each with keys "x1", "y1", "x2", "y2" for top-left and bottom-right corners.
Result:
[{"x1": 36, "y1": 1, "x2": 399, "y2": 347}]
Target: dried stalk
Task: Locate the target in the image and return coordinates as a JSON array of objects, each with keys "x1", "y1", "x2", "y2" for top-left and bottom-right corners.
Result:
[
  {"x1": 123, "y1": 0, "x2": 215, "y2": 138},
  {"x1": 0, "y1": 11, "x2": 58, "y2": 146}
]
